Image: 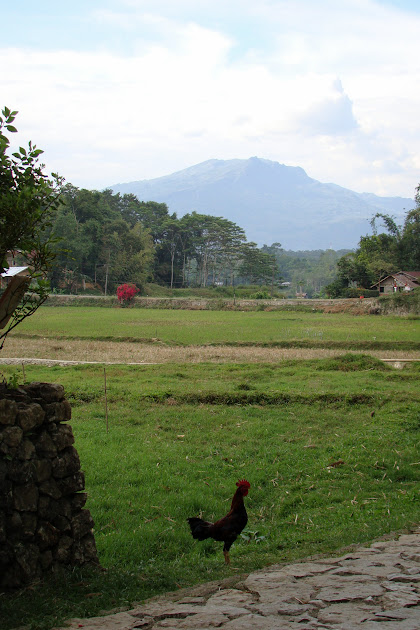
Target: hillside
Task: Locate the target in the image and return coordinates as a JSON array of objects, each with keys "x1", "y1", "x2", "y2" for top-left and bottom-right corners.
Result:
[{"x1": 110, "y1": 158, "x2": 413, "y2": 250}]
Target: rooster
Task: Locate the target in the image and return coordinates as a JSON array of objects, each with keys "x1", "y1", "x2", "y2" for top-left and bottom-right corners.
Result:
[{"x1": 187, "y1": 479, "x2": 250, "y2": 565}]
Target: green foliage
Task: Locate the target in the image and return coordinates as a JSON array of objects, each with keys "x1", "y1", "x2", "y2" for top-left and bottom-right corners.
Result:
[
  {"x1": 343, "y1": 288, "x2": 379, "y2": 298},
  {"x1": 327, "y1": 192, "x2": 420, "y2": 297},
  {"x1": 262, "y1": 244, "x2": 350, "y2": 296},
  {"x1": 315, "y1": 353, "x2": 390, "y2": 372},
  {"x1": 249, "y1": 290, "x2": 271, "y2": 299},
  {"x1": 0, "y1": 106, "x2": 64, "y2": 348},
  {"x1": 50, "y1": 186, "x2": 154, "y2": 294}
]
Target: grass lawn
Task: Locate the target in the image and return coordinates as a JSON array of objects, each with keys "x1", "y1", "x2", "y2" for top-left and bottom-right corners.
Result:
[{"x1": 0, "y1": 356, "x2": 419, "y2": 630}]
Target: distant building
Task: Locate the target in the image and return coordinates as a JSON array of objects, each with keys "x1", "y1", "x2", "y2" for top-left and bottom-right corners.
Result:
[
  {"x1": 0, "y1": 254, "x2": 31, "y2": 329},
  {"x1": 371, "y1": 271, "x2": 420, "y2": 294}
]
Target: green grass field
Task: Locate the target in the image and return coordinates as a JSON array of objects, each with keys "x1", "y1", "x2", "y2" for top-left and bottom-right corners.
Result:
[
  {"x1": 1, "y1": 352, "x2": 419, "y2": 630},
  {"x1": 10, "y1": 305, "x2": 420, "y2": 348}
]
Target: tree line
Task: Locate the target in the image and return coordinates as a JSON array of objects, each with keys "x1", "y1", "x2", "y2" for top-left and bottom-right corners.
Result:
[
  {"x1": 48, "y1": 184, "x2": 420, "y2": 297},
  {"x1": 49, "y1": 185, "x2": 282, "y2": 294}
]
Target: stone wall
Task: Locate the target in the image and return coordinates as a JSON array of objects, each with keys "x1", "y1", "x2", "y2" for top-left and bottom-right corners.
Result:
[{"x1": 0, "y1": 381, "x2": 98, "y2": 588}]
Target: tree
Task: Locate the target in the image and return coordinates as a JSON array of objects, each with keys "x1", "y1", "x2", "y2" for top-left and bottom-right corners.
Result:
[
  {"x1": 0, "y1": 107, "x2": 63, "y2": 348},
  {"x1": 327, "y1": 189, "x2": 420, "y2": 297}
]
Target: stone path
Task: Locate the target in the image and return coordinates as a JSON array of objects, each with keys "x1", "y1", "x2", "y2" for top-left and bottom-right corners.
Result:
[{"x1": 57, "y1": 529, "x2": 420, "y2": 630}]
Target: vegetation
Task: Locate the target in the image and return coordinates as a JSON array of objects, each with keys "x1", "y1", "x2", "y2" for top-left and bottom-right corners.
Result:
[
  {"x1": 0, "y1": 357, "x2": 419, "y2": 630},
  {"x1": 46, "y1": 186, "x2": 361, "y2": 298},
  {"x1": 116, "y1": 283, "x2": 139, "y2": 306},
  {"x1": 0, "y1": 107, "x2": 63, "y2": 347},
  {"x1": 9, "y1": 306, "x2": 419, "y2": 348},
  {"x1": 49, "y1": 188, "x2": 278, "y2": 294},
  {"x1": 326, "y1": 188, "x2": 420, "y2": 297}
]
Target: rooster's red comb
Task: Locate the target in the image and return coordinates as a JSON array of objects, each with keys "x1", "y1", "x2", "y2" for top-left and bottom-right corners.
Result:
[{"x1": 236, "y1": 479, "x2": 250, "y2": 488}]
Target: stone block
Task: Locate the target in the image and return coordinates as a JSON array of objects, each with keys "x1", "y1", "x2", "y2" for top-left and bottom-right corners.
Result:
[
  {"x1": 21, "y1": 512, "x2": 38, "y2": 538},
  {"x1": 33, "y1": 459, "x2": 52, "y2": 483},
  {"x1": 17, "y1": 402, "x2": 45, "y2": 431},
  {"x1": 24, "y1": 382, "x2": 65, "y2": 403},
  {"x1": 39, "y1": 478, "x2": 62, "y2": 500},
  {"x1": 37, "y1": 521, "x2": 60, "y2": 550},
  {"x1": 49, "y1": 423, "x2": 74, "y2": 451},
  {"x1": 13, "y1": 483, "x2": 39, "y2": 512},
  {"x1": 0, "y1": 398, "x2": 18, "y2": 425},
  {"x1": 34, "y1": 430, "x2": 57, "y2": 457},
  {"x1": 71, "y1": 492, "x2": 88, "y2": 511},
  {"x1": 17, "y1": 438, "x2": 36, "y2": 461},
  {"x1": 8, "y1": 460, "x2": 34, "y2": 484},
  {"x1": 2, "y1": 425, "x2": 23, "y2": 448},
  {"x1": 45, "y1": 401, "x2": 72, "y2": 423},
  {"x1": 52, "y1": 446, "x2": 81, "y2": 479},
  {"x1": 57, "y1": 471, "x2": 85, "y2": 496},
  {"x1": 54, "y1": 535, "x2": 73, "y2": 563},
  {"x1": 15, "y1": 543, "x2": 40, "y2": 582},
  {"x1": 71, "y1": 509, "x2": 94, "y2": 539}
]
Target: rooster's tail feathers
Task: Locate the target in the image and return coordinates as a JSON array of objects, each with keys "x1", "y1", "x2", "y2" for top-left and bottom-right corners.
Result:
[{"x1": 187, "y1": 517, "x2": 212, "y2": 540}]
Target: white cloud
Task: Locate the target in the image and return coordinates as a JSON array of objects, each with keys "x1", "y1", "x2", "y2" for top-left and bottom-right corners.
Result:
[{"x1": 1, "y1": 0, "x2": 420, "y2": 199}]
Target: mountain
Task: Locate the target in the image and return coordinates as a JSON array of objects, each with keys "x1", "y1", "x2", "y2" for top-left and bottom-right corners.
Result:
[{"x1": 110, "y1": 158, "x2": 413, "y2": 250}]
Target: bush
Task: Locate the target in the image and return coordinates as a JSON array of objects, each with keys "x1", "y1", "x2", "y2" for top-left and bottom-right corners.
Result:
[
  {"x1": 344, "y1": 288, "x2": 379, "y2": 298},
  {"x1": 116, "y1": 283, "x2": 139, "y2": 306},
  {"x1": 249, "y1": 290, "x2": 271, "y2": 299}
]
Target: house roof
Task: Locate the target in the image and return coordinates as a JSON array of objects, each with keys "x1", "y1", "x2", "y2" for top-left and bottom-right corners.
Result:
[
  {"x1": 371, "y1": 271, "x2": 420, "y2": 289},
  {"x1": 1, "y1": 266, "x2": 29, "y2": 278}
]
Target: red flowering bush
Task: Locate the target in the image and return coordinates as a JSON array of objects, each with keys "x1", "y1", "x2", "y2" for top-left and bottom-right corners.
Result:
[{"x1": 116, "y1": 283, "x2": 139, "y2": 305}]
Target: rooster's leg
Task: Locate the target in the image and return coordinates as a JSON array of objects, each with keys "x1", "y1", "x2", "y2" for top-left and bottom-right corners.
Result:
[{"x1": 223, "y1": 550, "x2": 230, "y2": 565}]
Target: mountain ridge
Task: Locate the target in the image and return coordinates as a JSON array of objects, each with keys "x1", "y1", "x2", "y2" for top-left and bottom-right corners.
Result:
[{"x1": 110, "y1": 158, "x2": 413, "y2": 250}]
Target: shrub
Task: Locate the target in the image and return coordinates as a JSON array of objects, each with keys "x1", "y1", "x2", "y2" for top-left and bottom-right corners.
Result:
[
  {"x1": 116, "y1": 283, "x2": 139, "y2": 306},
  {"x1": 344, "y1": 288, "x2": 379, "y2": 298},
  {"x1": 249, "y1": 290, "x2": 271, "y2": 299}
]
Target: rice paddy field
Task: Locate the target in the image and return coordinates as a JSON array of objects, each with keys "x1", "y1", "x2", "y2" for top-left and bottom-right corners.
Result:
[{"x1": 0, "y1": 305, "x2": 419, "y2": 630}]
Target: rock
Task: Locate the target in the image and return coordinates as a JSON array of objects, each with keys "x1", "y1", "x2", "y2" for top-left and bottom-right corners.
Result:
[
  {"x1": 17, "y1": 402, "x2": 45, "y2": 431},
  {"x1": 33, "y1": 459, "x2": 53, "y2": 483},
  {"x1": 57, "y1": 471, "x2": 85, "y2": 495},
  {"x1": 52, "y1": 446, "x2": 81, "y2": 479},
  {"x1": 15, "y1": 543, "x2": 40, "y2": 582},
  {"x1": 17, "y1": 438, "x2": 36, "y2": 461},
  {"x1": 2, "y1": 425, "x2": 23, "y2": 448},
  {"x1": 13, "y1": 483, "x2": 39, "y2": 512},
  {"x1": 23, "y1": 382, "x2": 65, "y2": 403},
  {"x1": 316, "y1": 581, "x2": 384, "y2": 602},
  {"x1": 7, "y1": 460, "x2": 34, "y2": 484},
  {"x1": 0, "y1": 398, "x2": 18, "y2": 425},
  {"x1": 45, "y1": 401, "x2": 72, "y2": 423},
  {"x1": 21, "y1": 513, "x2": 38, "y2": 538},
  {"x1": 39, "y1": 477, "x2": 62, "y2": 500},
  {"x1": 71, "y1": 493, "x2": 88, "y2": 510},
  {"x1": 54, "y1": 535, "x2": 74, "y2": 563},
  {"x1": 49, "y1": 423, "x2": 74, "y2": 451},
  {"x1": 71, "y1": 509, "x2": 95, "y2": 539},
  {"x1": 37, "y1": 521, "x2": 60, "y2": 550},
  {"x1": 34, "y1": 430, "x2": 57, "y2": 457}
]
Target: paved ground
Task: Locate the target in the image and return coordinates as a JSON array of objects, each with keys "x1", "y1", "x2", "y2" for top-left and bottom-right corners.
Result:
[{"x1": 57, "y1": 529, "x2": 420, "y2": 630}]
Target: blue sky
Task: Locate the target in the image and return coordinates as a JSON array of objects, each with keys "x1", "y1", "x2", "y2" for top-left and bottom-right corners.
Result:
[{"x1": 2, "y1": 0, "x2": 420, "y2": 199}]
